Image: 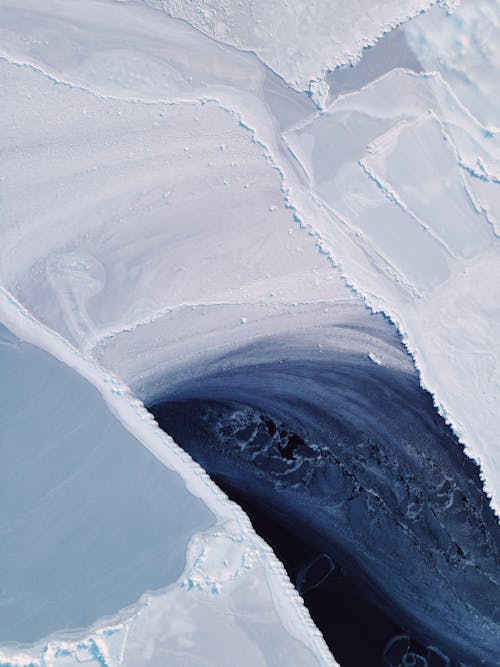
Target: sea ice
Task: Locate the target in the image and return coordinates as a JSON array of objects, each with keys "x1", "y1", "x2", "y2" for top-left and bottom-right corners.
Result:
[
  {"x1": 0, "y1": 322, "x2": 213, "y2": 644},
  {"x1": 1, "y1": 0, "x2": 499, "y2": 665}
]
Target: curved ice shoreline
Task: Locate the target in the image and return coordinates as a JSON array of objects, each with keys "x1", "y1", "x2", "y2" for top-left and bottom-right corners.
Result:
[
  {"x1": 0, "y1": 289, "x2": 337, "y2": 666},
  {"x1": 1, "y1": 1, "x2": 499, "y2": 664},
  {"x1": 1, "y1": 0, "x2": 498, "y2": 517}
]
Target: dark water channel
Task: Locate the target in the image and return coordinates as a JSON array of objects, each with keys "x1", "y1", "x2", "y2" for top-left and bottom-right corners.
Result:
[{"x1": 150, "y1": 391, "x2": 498, "y2": 667}]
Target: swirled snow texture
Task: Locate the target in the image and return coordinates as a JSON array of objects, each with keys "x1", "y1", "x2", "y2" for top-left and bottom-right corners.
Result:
[{"x1": 1, "y1": 0, "x2": 497, "y2": 515}]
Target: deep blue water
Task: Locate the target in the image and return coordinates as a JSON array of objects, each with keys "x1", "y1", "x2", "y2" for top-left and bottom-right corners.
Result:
[{"x1": 149, "y1": 329, "x2": 500, "y2": 667}]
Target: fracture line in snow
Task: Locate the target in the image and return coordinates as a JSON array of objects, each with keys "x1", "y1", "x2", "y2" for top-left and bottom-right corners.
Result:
[
  {"x1": 86, "y1": 298, "x2": 355, "y2": 353},
  {"x1": 449, "y1": 152, "x2": 498, "y2": 245},
  {"x1": 459, "y1": 158, "x2": 500, "y2": 185},
  {"x1": 358, "y1": 110, "x2": 478, "y2": 258},
  {"x1": 0, "y1": 51, "x2": 280, "y2": 126},
  {"x1": 357, "y1": 158, "x2": 457, "y2": 260},
  {"x1": 309, "y1": 194, "x2": 423, "y2": 299},
  {"x1": 287, "y1": 67, "x2": 497, "y2": 139},
  {"x1": 141, "y1": 0, "x2": 456, "y2": 107}
]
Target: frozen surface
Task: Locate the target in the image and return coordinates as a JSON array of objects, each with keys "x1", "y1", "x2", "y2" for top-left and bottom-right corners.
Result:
[
  {"x1": 327, "y1": 27, "x2": 422, "y2": 103},
  {"x1": 1, "y1": 0, "x2": 500, "y2": 665},
  {"x1": 144, "y1": 0, "x2": 440, "y2": 100},
  {"x1": 405, "y1": 0, "x2": 500, "y2": 129},
  {"x1": 285, "y1": 62, "x2": 500, "y2": 513},
  {"x1": 0, "y1": 322, "x2": 213, "y2": 644},
  {"x1": 119, "y1": 560, "x2": 322, "y2": 667},
  {"x1": 404, "y1": 0, "x2": 500, "y2": 235},
  {"x1": 0, "y1": 24, "x2": 339, "y2": 350}
]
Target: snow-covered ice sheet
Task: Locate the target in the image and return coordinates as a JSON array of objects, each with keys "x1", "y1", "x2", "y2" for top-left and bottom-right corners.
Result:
[
  {"x1": 404, "y1": 0, "x2": 500, "y2": 235},
  {"x1": 1, "y1": 0, "x2": 499, "y2": 664},
  {"x1": 0, "y1": 45, "x2": 336, "y2": 351},
  {"x1": 405, "y1": 0, "x2": 500, "y2": 129}
]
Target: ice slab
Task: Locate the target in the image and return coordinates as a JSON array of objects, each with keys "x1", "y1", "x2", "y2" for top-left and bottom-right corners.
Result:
[
  {"x1": 361, "y1": 111, "x2": 491, "y2": 258},
  {"x1": 144, "y1": 0, "x2": 439, "y2": 98},
  {"x1": 0, "y1": 322, "x2": 214, "y2": 644}
]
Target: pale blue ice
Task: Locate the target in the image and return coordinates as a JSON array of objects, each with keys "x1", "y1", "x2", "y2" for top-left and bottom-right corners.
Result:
[{"x1": 0, "y1": 323, "x2": 214, "y2": 645}]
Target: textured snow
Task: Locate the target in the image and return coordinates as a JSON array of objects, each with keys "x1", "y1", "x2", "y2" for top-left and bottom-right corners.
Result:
[
  {"x1": 405, "y1": 0, "x2": 500, "y2": 129},
  {"x1": 404, "y1": 0, "x2": 500, "y2": 235},
  {"x1": 144, "y1": 0, "x2": 444, "y2": 101},
  {"x1": 0, "y1": 0, "x2": 499, "y2": 664}
]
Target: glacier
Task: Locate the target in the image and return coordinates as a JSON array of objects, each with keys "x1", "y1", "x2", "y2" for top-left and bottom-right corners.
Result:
[{"x1": 1, "y1": 0, "x2": 499, "y2": 666}]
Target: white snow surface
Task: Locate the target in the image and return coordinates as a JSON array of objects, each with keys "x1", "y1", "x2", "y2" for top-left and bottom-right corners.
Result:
[
  {"x1": 0, "y1": 0, "x2": 499, "y2": 664},
  {"x1": 144, "y1": 0, "x2": 448, "y2": 102}
]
